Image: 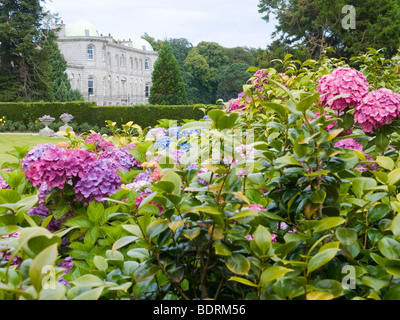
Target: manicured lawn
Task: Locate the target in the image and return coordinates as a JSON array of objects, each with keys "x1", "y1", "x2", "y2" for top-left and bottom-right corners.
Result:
[{"x1": 0, "y1": 134, "x2": 67, "y2": 166}]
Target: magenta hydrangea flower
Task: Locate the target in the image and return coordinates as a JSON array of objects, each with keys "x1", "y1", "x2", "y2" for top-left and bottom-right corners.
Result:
[
  {"x1": 354, "y1": 88, "x2": 400, "y2": 133},
  {"x1": 251, "y1": 69, "x2": 269, "y2": 91},
  {"x1": 334, "y1": 138, "x2": 364, "y2": 151},
  {"x1": 334, "y1": 138, "x2": 377, "y2": 171},
  {"x1": 247, "y1": 204, "x2": 267, "y2": 212},
  {"x1": 74, "y1": 159, "x2": 121, "y2": 202},
  {"x1": 25, "y1": 147, "x2": 97, "y2": 189},
  {"x1": 21, "y1": 144, "x2": 61, "y2": 171},
  {"x1": 84, "y1": 133, "x2": 114, "y2": 153},
  {"x1": 0, "y1": 169, "x2": 11, "y2": 189},
  {"x1": 98, "y1": 148, "x2": 141, "y2": 171},
  {"x1": 227, "y1": 92, "x2": 249, "y2": 113},
  {"x1": 317, "y1": 67, "x2": 370, "y2": 112}
]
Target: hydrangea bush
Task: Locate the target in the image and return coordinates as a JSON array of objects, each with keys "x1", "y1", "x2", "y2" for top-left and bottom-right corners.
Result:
[{"x1": 1, "y1": 48, "x2": 400, "y2": 300}]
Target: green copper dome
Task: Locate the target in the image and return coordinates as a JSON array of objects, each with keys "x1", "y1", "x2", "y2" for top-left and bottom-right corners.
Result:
[{"x1": 65, "y1": 19, "x2": 99, "y2": 37}]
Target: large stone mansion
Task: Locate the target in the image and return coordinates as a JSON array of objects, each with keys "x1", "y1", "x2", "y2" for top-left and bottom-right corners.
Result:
[{"x1": 54, "y1": 19, "x2": 159, "y2": 106}]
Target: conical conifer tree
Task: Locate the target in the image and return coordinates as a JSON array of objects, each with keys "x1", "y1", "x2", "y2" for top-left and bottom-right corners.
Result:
[{"x1": 149, "y1": 41, "x2": 188, "y2": 105}]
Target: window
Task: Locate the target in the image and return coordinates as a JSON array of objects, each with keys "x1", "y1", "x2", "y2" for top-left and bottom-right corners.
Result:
[
  {"x1": 145, "y1": 83, "x2": 150, "y2": 98},
  {"x1": 87, "y1": 45, "x2": 94, "y2": 60},
  {"x1": 144, "y1": 59, "x2": 150, "y2": 70},
  {"x1": 88, "y1": 77, "x2": 94, "y2": 95}
]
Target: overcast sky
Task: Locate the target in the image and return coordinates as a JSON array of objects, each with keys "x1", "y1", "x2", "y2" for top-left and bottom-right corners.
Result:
[{"x1": 45, "y1": 0, "x2": 278, "y2": 49}]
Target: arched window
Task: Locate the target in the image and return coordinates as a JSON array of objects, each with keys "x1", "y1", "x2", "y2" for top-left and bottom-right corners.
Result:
[
  {"x1": 87, "y1": 45, "x2": 94, "y2": 60},
  {"x1": 144, "y1": 58, "x2": 150, "y2": 70},
  {"x1": 88, "y1": 76, "x2": 95, "y2": 95},
  {"x1": 145, "y1": 83, "x2": 150, "y2": 98}
]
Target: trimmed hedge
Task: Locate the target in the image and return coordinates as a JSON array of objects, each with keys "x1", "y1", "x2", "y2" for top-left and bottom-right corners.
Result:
[{"x1": 0, "y1": 102, "x2": 207, "y2": 129}]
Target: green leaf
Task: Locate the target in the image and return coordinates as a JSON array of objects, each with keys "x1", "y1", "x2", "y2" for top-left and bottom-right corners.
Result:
[
  {"x1": 108, "y1": 282, "x2": 132, "y2": 292},
  {"x1": 181, "y1": 227, "x2": 201, "y2": 240},
  {"x1": 29, "y1": 243, "x2": 58, "y2": 293},
  {"x1": 146, "y1": 220, "x2": 169, "y2": 239},
  {"x1": 225, "y1": 253, "x2": 250, "y2": 276},
  {"x1": 310, "y1": 189, "x2": 326, "y2": 204},
  {"x1": 391, "y1": 213, "x2": 400, "y2": 236},
  {"x1": 315, "y1": 279, "x2": 343, "y2": 298},
  {"x1": 388, "y1": 168, "x2": 400, "y2": 186},
  {"x1": 87, "y1": 201, "x2": 105, "y2": 223},
  {"x1": 362, "y1": 276, "x2": 388, "y2": 292},
  {"x1": 71, "y1": 274, "x2": 104, "y2": 287},
  {"x1": 385, "y1": 260, "x2": 400, "y2": 277},
  {"x1": 368, "y1": 204, "x2": 391, "y2": 223},
  {"x1": 134, "y1": 263, "x2": 160, "y2": 283},
  {"x1": 92, "y1": 256, "x2": 108, "y2": 272},
  {"x1": 335, "y1": 228, "x2": 357, "y2": 247},
  {"x1": 112, "y1": 236, "x2": 138, "y2": 253},
  {"x1": 306, "y1": 291, "x2": 335, "y2": 300},
  {"x1": 275, "y1": 156, "x2": 302, "y2": 167},
  {"x1": 122, "y1": 224, "x2": 144, "y2": 239},
  {"x1": 376, "y1": 156, "x2": 394, "y2": 170},
  {"x1": 351, "y1": 177, "x2": 377, "y2": 199},
  {"x1": 73, "y1": 287, "x2": 104, "y2": 300},
  {"x1": 66, "y1": 216, "x2": 93, "y2": 229},
  {"x1": 229, "y1": 276, "x2": 258, "y2": 288},
  {"x1": 307, "y1": 248, "x2": 338, "y2": 275},
  {"x1": 254, "y1": 225, "x2": 272, "y2": 254},
  {"x1": 39, "y1": 282, "x2": 66, "y2": 300},
  {"x1": 0, "y1": 189, "x2": 21, "y2": 205},
  {"x1": 378, "y1": 237, "x2": 400, "y2": 259},
  {"x1": 260, "y1": 266, "x2": 294, "y2": 287},
  {"x1": 127, "y1": 248, "x2": 151, "y2": 260},
  {"x1": 215, "y1": 241, "x2": 232, "y2": 256},
  {"x1": 262, "y1": 102, "x2": 288, "y2": 118},
  {"x1": 313, "y1": 217, "x2": 346, "y2": 233},
  {"x1": 296, "y1": 92, "x2": 320, "y2": 112}
]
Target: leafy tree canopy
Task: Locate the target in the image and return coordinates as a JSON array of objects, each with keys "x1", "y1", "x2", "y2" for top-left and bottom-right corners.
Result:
[{"x1": 258, "y1": 0, "x2": 400, "y2": 58}]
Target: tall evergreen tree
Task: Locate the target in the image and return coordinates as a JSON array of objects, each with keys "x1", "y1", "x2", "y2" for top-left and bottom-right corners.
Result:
[
  {"x1": 45, "y1": 30, "x2": 83, "y2": 101},
  {"x1": 149, "y1": 41, "x2": 187, "y2": 105},
  {"x1": 0, "y1": 0, "x2": 52, "y2": 101}
]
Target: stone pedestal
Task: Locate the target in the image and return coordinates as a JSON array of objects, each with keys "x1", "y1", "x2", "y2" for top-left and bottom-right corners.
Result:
[
  {"x1": 59, "y1": 116, "x2": 74, "y2": 133},
  {"x1": 39, "y1": 119, "x2": 55, "y2": 137}
]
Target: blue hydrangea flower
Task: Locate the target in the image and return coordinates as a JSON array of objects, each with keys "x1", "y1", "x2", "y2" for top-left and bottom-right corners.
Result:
[
  {"x1": 155, "y1": 136, "x2": 174, "y2": 150},
  {"x1": 167, "y1": 126, "x2": 181, "y2": 139},
  {"x1": 178, "y1": 129, "x2": 201, "y2": 139},
  {"x1": 146, "y1": 127, "x2": 167, "y2": 140},
  {"x1": 179, "y1": 141, "x2": 191, "y2": 152}
]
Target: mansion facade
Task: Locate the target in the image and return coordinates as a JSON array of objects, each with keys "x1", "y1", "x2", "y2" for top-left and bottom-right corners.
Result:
[{"x1": 55, "y1": 19, "x2": 158, "y2": 106}]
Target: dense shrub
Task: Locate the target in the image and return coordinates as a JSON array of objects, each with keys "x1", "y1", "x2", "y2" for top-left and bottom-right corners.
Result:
[
  {"x1": 0, "y1": 102, "x2": 207, "y2": 130},
  {"x1": 2, "y1": 48, "x2": 400, "y2": 301}
]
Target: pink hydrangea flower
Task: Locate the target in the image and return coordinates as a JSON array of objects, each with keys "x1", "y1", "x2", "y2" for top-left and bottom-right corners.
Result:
[
  {"x1": 354, "y1": 88, "x2": 400, "y2": 133},
  {"x1": 247, "y1": 204, "x2": 267, "y2": 212},
  {"x1": 334, "y1": 138, "x2": 377, "y2": 171},
  {"x1": 334, "y1": 138, "x2": 364, "y2": 151},
  {"x1": 317, "y1": 67, "x2": 370, "y2": 112},
  {"x1": 84, "y1": 133, "x2": 114, "y2": 153},
  {"x1": 227, "y1": 91, "x2": 250, "y2": 113}
]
